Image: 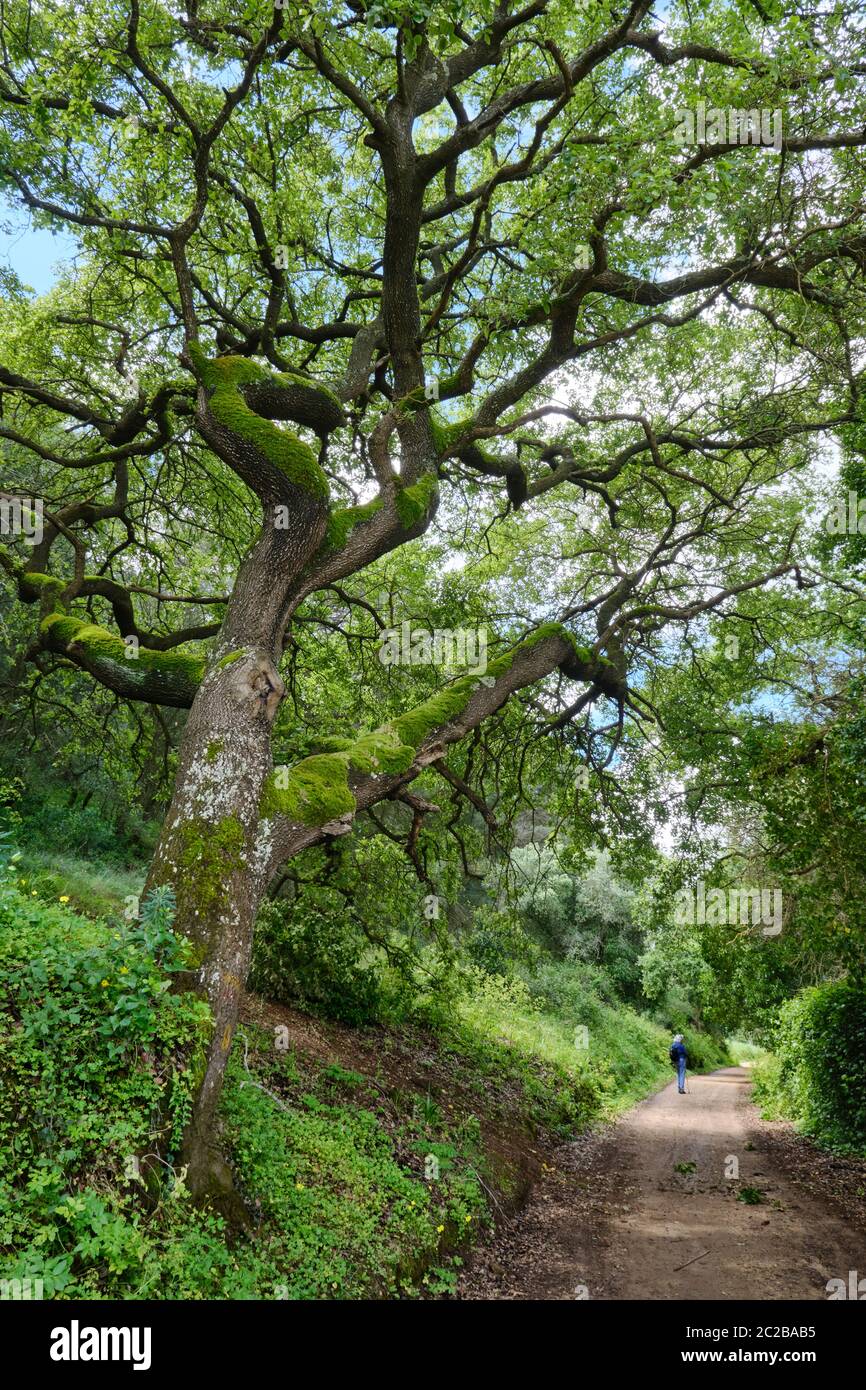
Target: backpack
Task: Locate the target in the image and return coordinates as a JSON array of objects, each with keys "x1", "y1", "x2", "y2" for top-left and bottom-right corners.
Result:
[{"x1": 669, "y1": 1043, "x2": 679, "y2": 1067}]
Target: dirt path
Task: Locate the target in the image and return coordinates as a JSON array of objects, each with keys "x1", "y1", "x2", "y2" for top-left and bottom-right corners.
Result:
[{"x1": 459, "y1": 1067, "x2": 865, "y2": 1300}]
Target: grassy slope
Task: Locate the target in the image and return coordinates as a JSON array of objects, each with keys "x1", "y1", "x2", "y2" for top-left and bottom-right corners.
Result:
[
  {"x1": 0, "y1": 860, "x2": 728, "y2": 1299},
  {"x1": 458, "y1": 965, "x2": 685, "y2": 1116},
  {"x1": 16, "y1": 848, "x2": 145, "y2": 922}
]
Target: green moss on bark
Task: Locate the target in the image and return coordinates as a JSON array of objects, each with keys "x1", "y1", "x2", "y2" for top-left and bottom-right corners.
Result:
[
  {"x1": 323, "y1": 497, "x2": 384, "y2": 552},
  {"x1": 395, "y1": 473, "x2": 438, "y2": 529},
  {"x1": 260, "y1": 755, "x2": 356, "y2": 826},
  {"x1": 428, "y1": 414, "x2": 474, "y2": 455},
  {"x1": 41, "y1": 613, "x2": 86, "y2": 645},
  {"x1": 40, "y1": 613, "x2": 205, "y2": 684},
  {"x1": 517, "y1": 622, "x2": 593, "y2": 666},
  {"x1": 398, "y1": 376, "x2": 464, "y2": 412},
  {"x1": 216, "y1": 649, "x2": 245, "y2": 669},
  {"x1": 189, "y1": 344, "x2": 329, "y2": 502},
  {"x1": 20, "y1": 571, "x2": 66, "y2": 610},
  {"x1": 261, "y1": 624, "x2": 597, "y2": 828},
  {"x1": 322, "y1": 475, "x2": 436, "y2": 552},
  {"x1": 176, "y1": 815, "x2": 247, "y2": 916},
  {"x1": 274, "y1": 368, "x2": 343, "y2": 417}
]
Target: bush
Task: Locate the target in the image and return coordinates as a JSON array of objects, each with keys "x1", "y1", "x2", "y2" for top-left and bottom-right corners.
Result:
[
  {"x1": 0, "y1": 852, "x2": 491, "y2": 1299},
  {"x1": 727, "y1": 1037, "x2": 767, "y2": 1066},
  {"x1": 0, "y1": 847, "x2": 213, "y2": 1296},
  {"x1": 13, "y1": 850, "x2": 145, "y2": 922},
  {"x1": 249, "y1": 890, "x2": 416, "y2": 1026},
  {"x1": 679, "y1": 1029, "x2": 729, "y2": 1072},
  {"x1": 754, "y1": 978, "x2": 866, "y2": 1153},
  {"x1": 16, "y1": 789, "x2": 155, "y2": 865},
  {"x1": 464, "y1": 906, "x2": 539, "y2": 976},
  {"x1": 457, "y1": 959, "x2": 671, "y2": 1114},
  {"x1": 219, "y1": 1039, "x2": 488, "y2": 1299}
]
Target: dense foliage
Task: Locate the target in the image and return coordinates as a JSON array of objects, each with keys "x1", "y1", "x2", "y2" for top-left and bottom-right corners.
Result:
[
  {"x1": 2, "y1": 835, "x2": 699, "y2": 1298},
  {"x1": 754, "y1": 980, "x2": 866, "y2": 1154}
]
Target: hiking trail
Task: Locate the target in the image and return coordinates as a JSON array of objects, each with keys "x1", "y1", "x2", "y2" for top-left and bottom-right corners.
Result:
[{"x1": 458, "y1": 1067, "x2": 864, "y2": 1300}]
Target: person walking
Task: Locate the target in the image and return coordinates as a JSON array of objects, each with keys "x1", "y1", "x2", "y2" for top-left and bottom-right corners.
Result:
[{"x1": 670, "y1": 1033, "x2": 688, "y2": 1093}]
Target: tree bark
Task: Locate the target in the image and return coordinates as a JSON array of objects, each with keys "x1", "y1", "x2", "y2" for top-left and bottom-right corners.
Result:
[{"x1": 145, "y1": 508, "x2": 327, "y2": 1202}]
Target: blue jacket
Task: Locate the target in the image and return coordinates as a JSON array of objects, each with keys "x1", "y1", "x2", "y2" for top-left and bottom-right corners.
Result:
[{"x1": 670, "y1": 1041, "x2": 688, "y2": 1064}]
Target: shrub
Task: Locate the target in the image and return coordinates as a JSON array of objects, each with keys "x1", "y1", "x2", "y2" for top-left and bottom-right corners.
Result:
[
  {"x1": 464, "y1": 906, "x2": 539, "y2": 976},
  {"x1": 0, "y1": 851, "x2": 488, "y2": 1299},
  {"x1": 0, "y1": 848, "x2": 213, "y2": 1296},
  {"x1": 679, "y1": 1029, "x2": 729, "y2": 1072},
  {"x1": 754, "y1": 978, "x2": 866, "y2": 1153},
  {"x1": 249, "y1": 890, "x2": 407, "y2": 1025}
]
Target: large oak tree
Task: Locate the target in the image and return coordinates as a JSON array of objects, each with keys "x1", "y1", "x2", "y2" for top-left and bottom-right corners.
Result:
[{"x1": 1, "y1": 0, "x2": 864, "y2": 1195}]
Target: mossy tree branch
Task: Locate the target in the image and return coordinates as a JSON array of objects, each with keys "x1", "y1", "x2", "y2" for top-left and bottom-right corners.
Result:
[
  {"x1": 39, "y1": 612, "x2": 205, "y2": 709},
  {"x1": 259, "y1": 624, "x2": 618, "y2": 874}
]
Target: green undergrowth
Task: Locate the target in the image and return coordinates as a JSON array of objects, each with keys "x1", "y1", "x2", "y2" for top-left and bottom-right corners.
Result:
[
  {"x1": 220, "y1": 1029, "x2": 491, "y2": 1298},
  {"x1": 453, "y1": 962, "x2": 729, "y2": 1117},
  {"x1": 0, "y1": 848, "x2": 733, "y2": 1301},
  {"x1": 751, "y1": 980, "x2": 866, "y2": 1155},
  {"x1": 14, "y1": 850, "x2": 145, "y2": 922},
  {"x1": 727, "y1": 1037, "x2": 768, "y2": 1066},
  {"x1": 0, "y1": 871, "x2": 513, "y2": 1299},
  {"x1": 0, "y1": 866, "x2": 212, "y2": 1298}
]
